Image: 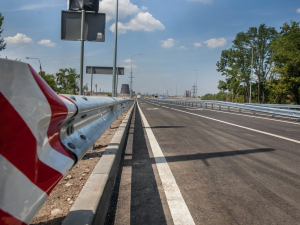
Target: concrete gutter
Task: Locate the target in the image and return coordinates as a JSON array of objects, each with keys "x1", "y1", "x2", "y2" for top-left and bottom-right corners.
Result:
[{"x1": 62, "y1": 102, "x2": 135, "y2": 225}]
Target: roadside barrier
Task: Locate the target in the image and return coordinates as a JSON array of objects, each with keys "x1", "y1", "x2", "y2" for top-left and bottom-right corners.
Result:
[
  {"x1": 149, "y1": 98, "x2": 300, "y2": 121},
  {"x1": 0, "y1": 58, "x2": 133, "y2": 225}
]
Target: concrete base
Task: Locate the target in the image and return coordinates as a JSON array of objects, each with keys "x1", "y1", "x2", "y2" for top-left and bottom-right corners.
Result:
[{"x1": 62, "y1": 102, "x2": 135, "y2": 225}]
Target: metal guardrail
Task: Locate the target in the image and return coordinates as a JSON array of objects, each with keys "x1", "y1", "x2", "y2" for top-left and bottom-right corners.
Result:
[
  {"x1": 60, "y1": 94, "x2": 133, "y2": 163},
  {"x1": 0, "y1": 58, "x2": 134, "y2": 224},
  {"x1": 148, "y1": 98, "x2": 300, "y2": 121}
]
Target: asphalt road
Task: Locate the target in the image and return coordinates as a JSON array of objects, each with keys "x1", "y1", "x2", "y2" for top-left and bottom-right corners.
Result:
[{"x1": 105, "y1": 99, "x2": 300, "y2": 225}]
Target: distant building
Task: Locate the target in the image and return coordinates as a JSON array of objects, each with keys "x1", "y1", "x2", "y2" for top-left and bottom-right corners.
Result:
[
  {"x1": 120, "y1": 84, "x2": 130, "y2": 94},
  {"x1": 184, "y1": 90, "x2": 191, "y2": 97}
]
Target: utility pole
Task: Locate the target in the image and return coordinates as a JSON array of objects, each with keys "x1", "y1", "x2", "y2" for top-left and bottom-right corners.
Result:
[
  {"x1": 130, "y1": 54, "x2": 141, "y2": 98},
  {"x1": 191, "y1": 83, "x2": 197, "y2": 98}
]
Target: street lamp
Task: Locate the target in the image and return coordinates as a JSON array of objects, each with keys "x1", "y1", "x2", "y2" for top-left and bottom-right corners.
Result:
[
  {"x1": 26, "y1": 57, "x2": 42, "y2": 75},
  {"x1": 242, "y1": 47, "x2": 254, "y2": 103},
  {"x1": 130, "y1": 54, "x2": 141, "y2": 98},
  {"x1": 193, "y1": 70, "x2": 198, "y2": 98},
  {"x1": 249, "y1": 47, "x2": 254, "y2": 104},
  {"x1": 174, "y1": 79, "x2": 178, "y2": 98}
]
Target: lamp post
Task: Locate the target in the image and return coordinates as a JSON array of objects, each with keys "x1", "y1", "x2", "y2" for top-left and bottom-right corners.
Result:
[
  {"x1": 174, "y1": 79, "x2": 178, "y2": 98},
  {"x1": 242, "y1": 47, "x2": 254, "y2": 103},
  {"x1": 26, "y1": 57, "x2": 42, "y2": 75},
  {"x1": 130, "y1": 54, "x2": 141, "y2": 98},
  {"x1": 193, "y1": 70, "x2": 198, "y2": 98},
  {"x1": 249, "y1": 47, "x2": 254, "y2": 103}
]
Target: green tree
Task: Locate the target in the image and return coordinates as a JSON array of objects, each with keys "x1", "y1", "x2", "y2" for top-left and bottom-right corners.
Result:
[
  {"x1": 56, "y1": 68, "x2": 79, "y2": 94},
  {"x1": 39, "y1": 71, "x2": 56, "y2": 90},
  {"x1": 0, "y1": 12, "x2": 6, "y2": 51},
  {"x1": 217, "y1": 24, "x2": 278, "y2": 103},
  {"x1": 270, "y1": 21, "x2": 300, "y2": 104}
]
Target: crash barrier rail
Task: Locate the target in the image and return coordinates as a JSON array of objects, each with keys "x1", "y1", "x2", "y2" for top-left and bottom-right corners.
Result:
[
  {"x1": 159, "y1": 99, "x2": 300, "y2": 109},
  {"x1": 148, "y1": 98, "x2": 300, "y2": 121},
  {"x1": 0, "y1": 58, "x2": 134, "y2": 225}
]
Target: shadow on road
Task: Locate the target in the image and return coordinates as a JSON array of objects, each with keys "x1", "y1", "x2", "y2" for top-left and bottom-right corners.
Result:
[{"x1": 105, "y1": 105, "x2": 168, "y2": 225}]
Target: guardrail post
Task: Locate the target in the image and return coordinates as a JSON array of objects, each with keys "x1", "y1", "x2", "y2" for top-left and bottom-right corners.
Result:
[
  {"x1": 192, "y1": 102, "x2": 194, "y2": 107},
  {"x1": 239, "y1": 108, "x2": 242, "y2": 113},
  {"x1": 228, "y1": 106, "x2": 230, "y2": 112},
  {"x1": 200, "y1": 102, "x2": 202, "y2": 108},
  {"x1": 253, "y1": 111, "x2": 256, "y2": 115},
  {"x1": 212, "y1": 104, "x2": 214, "y2": 109},
  {"x1": 272, "y1": 114, "x2": 275, "y2": 118},
  {"x1": 205, "y1": 103, "x2": 207, "y2": 109},
  {"x1": 219, "y1": 105, "x2": 221, "y2": 110},
  {"x1": 196, "y1": 102, "x2": 198, "y2": 107}
]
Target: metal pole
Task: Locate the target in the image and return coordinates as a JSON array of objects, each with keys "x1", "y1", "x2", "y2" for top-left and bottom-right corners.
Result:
[
  {"x1": 130, "y1": 56, "x2": 133, "y2": 98},
  {"x1": 38, "y1": 58, "x2": 42, "y2": 75},
  {"x1": 116, "y1": 68, "x2": 119, "y2": 97},
  {"x1": 130, "y1": 54, "x2": 141, "y2": 98},
  {"x1": 194, "y1": 70, "x2": 198, "y2": 98},
  {"x1": 249, "y1": 47, "x2": 253, "y2": 103},
  {"x1": 176, "y1": 80, "x2": 178, "y2": 97},
  {"x1": 90, "y1": 67, "x2": 93, "y2": 96},
  {"x1": 112, "y1": 0, "x2": 118, "y2": 97},
  {"x1": 79, "y1": 10, "x2": 85, "y2": 95}
]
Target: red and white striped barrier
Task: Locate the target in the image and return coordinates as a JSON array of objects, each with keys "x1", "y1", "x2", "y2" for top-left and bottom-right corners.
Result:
[{"x1": 0, "y1": 59, "x2": 77, "y2": 224}]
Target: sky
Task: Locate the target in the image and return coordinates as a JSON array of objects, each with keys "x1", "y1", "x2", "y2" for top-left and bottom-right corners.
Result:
[{"x1": 1, "y1": 0, "x2": 300, "y2": 96}]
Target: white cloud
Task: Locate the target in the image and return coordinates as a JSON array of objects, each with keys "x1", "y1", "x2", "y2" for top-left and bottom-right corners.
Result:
[
  {"x1": 194, "y1": 43, "x2": 202, "y2": 48},
  {"x1": 4, "y1": 33, "x2": 33, "y2": 45},
  {"x1": 179, "y1": 46, "x2": 188, "y2": 50},
  {"x1": 120, "y1": 64, "x2": 137, "y2": 69},
  {"x1": 141, "y1": 6, "x2": 148, "y2": 11},
  {"x1": 13, "y1": 3, "x2": 64, "y2": 11},
  {"x1": 186, "y1": 0, "x2": 213, "y2": 3},
  {"x1": 204, "y1": 38, "x2": 227, "y2": 48},
  {"x1": 124, "y1": 59, "x2": 132, "y2": 63},
  {"x1": 161, "y1": 38, "x2": 175, "y2": 48},
  {"x1": 38, "y1": 39, "x2": 56, "y2": 47},
  {"x1": 297, "y1": 8, "x2": 300, "y2": 13},
  {"x1": 110, "y1": 12, "x2": 165, "y2": 34},
  {"x1": 99, "y1": 0, "x2": 140, "y2": 21}
]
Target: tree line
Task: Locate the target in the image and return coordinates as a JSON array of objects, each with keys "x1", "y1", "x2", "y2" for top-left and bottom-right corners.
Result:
[
  {"x1": 39, "y1": 68, "x2": 81, "y2": 94},
  {"x1": 202, "y1": 21, "x2": 300, "y2": 104}
]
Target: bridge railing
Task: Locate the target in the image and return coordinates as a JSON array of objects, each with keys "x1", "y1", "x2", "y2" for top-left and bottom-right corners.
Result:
[
  {"x1": 0, "y1": 58, "x2": 134, "y2": 224},
  {"x1": 148, "y1": 98, "x2": 300, "y2": 121}
]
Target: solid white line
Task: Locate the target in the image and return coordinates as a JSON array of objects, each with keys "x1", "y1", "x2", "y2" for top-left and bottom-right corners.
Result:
[
  {"x1": 170, "y1": 108, "x2": 300, "y2": 144},
  {"x1": 201, "y1": 107, "x2": 300, "y2": 125},
  {"x1": 137, "y1": 102, "x2": 195, "y2": 225},
  {"x1": 157, "y1": 101, "x2": 300, "y2": 125}
]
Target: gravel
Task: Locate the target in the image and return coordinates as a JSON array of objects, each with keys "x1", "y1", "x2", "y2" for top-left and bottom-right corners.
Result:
[{"x1": 30, "y1": 107, "x2": 131, "y2": 225}]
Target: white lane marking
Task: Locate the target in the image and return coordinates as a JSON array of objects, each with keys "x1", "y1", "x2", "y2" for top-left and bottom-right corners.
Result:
[
  {"x1": 152, "y1": 101, "x2": 300, "y2": 126},
  {"x1": 202, "y1": 108, "x2": 300, "y2": 125},
  {"x1": 137, "y1": 102, "x2": 195, "y2": 225},
  {"x1": 169, "y1": 108, "x2": 300, "y2": 144}
]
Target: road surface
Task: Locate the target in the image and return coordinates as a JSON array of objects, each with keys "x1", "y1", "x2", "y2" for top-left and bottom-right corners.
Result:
[{"x1": 105, "y1": 99, "x2": 300, "y2": 225}]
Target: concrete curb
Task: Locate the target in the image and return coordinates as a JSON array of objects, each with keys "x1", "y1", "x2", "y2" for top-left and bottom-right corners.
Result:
[{"x1": 62, "y1": 102, "x2": 135, "y2": 225}]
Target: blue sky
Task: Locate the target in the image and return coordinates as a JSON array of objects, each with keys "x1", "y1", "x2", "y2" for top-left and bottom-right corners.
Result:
[{"x1": 1, "y1": 0, "x2": 300, "y2": 96}]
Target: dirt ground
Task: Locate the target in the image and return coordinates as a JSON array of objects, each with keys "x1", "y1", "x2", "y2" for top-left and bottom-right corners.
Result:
[{"x1": 31, "y1": 106, "x2": 132, "y2": 225}]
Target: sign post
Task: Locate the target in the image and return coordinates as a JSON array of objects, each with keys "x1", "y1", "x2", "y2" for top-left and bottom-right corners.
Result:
[
  {"x1": 86, "y1": 66, "x2": 124, "y2": 96},
  {"x1": 61, "y1": 10, "x2": 106, "y2": 95}
]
